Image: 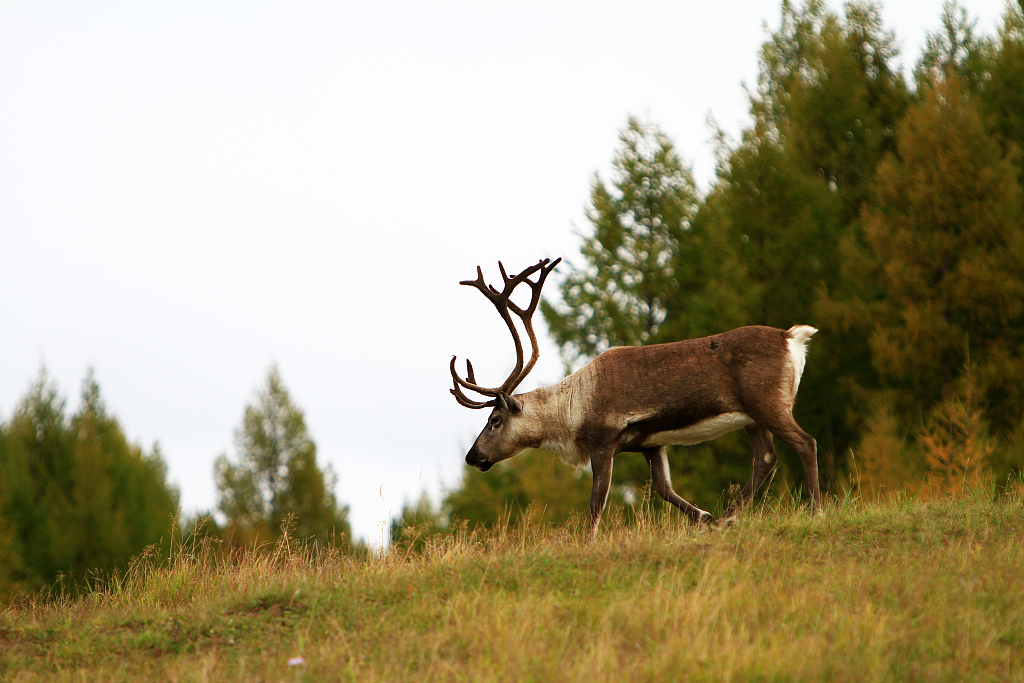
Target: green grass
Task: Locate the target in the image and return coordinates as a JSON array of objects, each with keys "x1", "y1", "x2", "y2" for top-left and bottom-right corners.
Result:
[{"x1": 3, "y1": 491, "x2": 1024, "y2": 682}]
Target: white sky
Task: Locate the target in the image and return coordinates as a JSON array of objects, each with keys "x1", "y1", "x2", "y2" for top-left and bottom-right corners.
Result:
[{"x1": 0, "y1": 0, "x2": 1012, "y2": 547}]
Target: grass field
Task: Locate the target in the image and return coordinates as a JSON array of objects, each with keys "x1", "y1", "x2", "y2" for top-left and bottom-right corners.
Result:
[{"x1": 2, "y1": 490, "x2": 1023, "y2": 682}]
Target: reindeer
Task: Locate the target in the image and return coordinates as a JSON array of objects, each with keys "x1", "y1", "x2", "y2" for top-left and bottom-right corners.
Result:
[{"x1": 450, "y1": 258, "x2": 819, "y2": 535}]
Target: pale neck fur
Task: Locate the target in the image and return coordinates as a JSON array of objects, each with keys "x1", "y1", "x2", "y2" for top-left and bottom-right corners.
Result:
[{"x1": 517, "y1": 375, "x2": 590, "y2": 467}]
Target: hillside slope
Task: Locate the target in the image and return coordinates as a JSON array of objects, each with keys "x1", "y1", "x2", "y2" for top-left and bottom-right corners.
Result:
[{"x1": 2, "y1": 493, "x2": 1023, "y2": 681}]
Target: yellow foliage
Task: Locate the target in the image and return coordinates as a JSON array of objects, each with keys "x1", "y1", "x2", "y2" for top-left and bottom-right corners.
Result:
[
  {"x1": 918, "y1": 395, "x2": 993, "y2": 497},
  {"x1": 852, "y1": 394, "x2": 915, "y2": 499}
]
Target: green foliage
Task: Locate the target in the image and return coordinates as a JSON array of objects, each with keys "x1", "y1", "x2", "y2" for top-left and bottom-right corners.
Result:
[
  {"x1": 444, "y1": 449, "x2": 593, "y2": 529},
  {"x1": 214, "y1": 365, "x2": 351, "y2": 550},
  {"x1": 69, "y1": 370, "x2": 180, "y2": 576},
  {"x1": 0, "y1": 367, "x2": 179, "y2": 598},
  {"x1": 916, "y1": 1, "x2": 991, "y2": 94},
  {"x1": 389, "y1": 491, "x2": 447, "y2": 552},
  {"x1": 983, "y1": 1, "x2": 1024, "y2": 183},
  {"x1": 527, "y1": 0, "x2": 1024, "y2": 515},
  {"x1": 739, "y1": 0, "x2": 912, "y2": 485},
  {"x1": 863, "y1": 77, "x2": 1024, "y2": 418},
  {"x1": 541, "y1": 116, "x2": 702, "y2": 363},
  {"x1": 757, "y1": 0, "x2": 909, "y2": 219},
  {"x1": 824, "y1": 58, "x2": 1024, "y2": 493}
]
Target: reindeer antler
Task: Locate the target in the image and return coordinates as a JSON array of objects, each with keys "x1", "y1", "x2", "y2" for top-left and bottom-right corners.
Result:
[{"x1": 450, "y1": 257, "x2": 561, "y2": 409}]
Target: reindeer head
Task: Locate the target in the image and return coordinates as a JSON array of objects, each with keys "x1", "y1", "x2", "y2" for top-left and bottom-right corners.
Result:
[{"x1": 450, "y1": 258, "x2": 560, "y2": 471}]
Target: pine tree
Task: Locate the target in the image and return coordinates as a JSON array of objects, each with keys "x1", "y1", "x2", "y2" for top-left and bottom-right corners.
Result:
[
  {"x1": 69, "y1": 370, "x2": 179, "y2": 573},
  {"x1": 541, "y1": 116, "x2": 701, "y2": 364},
  {"x1": 919, "y1": 398, "x2": 993, "y2": 496},
  {"x1": 0, "y1": 425, "x2": 30, "y2": 598},
  {"x1": 852, "y1": 394, "x2": 915, "y2": 498},
  {"x1": 840, "y1": 74, "x2": 1024, "y2": 483},
  {"x1": 1, "y1": 369, "x2": 77, "y2": 587},
  {"x1": 705, "y1": 1, "x2": 911, "y2": 488},
  {"x1": 864, "y1": 77, "x2": 1024, "y2": 411},
  {"x1": 214, "y1": 366, "x2": 351, "y2": 549},
  {"x1": 0, "y1": 368, "x2": 180, "y2": 592},
  {"x1": 756, "y1": 0, "x2": 909, "y2": 223},
  {"x1": 983, "y1": 1, "x2": 1024, "y2": 184},
  {"x1": 916, "y1": 1, "x2": 991, "y2": 94}
]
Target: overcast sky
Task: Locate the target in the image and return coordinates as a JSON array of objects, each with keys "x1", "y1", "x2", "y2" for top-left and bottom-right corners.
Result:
[{"x1": 0, "y1": 0, "x2": 1012, "y2": 546}]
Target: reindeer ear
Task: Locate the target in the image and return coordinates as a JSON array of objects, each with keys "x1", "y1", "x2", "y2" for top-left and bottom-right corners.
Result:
[{"x1": 498, "y1": 393, "x2": 522, "y2": 414}]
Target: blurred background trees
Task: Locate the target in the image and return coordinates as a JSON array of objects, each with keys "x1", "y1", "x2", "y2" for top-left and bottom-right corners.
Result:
[
  {"x1": 0, "y1": 368, "x2": 179, "y2": 599},
  {"x1": 4, "y1": 0, "x2": 1024, "y2": 589},
  {"x1": 214, "y1": 365, "x2": 351, "y2": 550},
  {"x1": 410, "y1": 0, "x2": 1024, "y2": 542},
  {"x1": 541, "y1": 116, "x2": 703, "y2": 360}
]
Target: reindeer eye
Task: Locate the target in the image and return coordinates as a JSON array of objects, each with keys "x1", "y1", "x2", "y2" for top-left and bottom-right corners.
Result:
[{"x1": 489, "y1": 414, "x2": 502, "y2": 429}]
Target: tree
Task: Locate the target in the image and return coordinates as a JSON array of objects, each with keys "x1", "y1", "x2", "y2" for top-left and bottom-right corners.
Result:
[
  {"x1": 0, "y1": 425, "x2": 30, "y2": 599},
  {"x1": 982, "y1": 1, "x2": 1024, "y2": 184},
  {"x1": 70, "y1": 370, "x2": 179, "y2": 571},
  {"x1": 916, "y1": 1, "x2": 991, "y2": 95},
  {"x1": 389, "y1": 491, "x2": 447, "y2": 552},
  {"x1": 1, "y1": 369, "x2": 78, "y2": 587},
  {"x1": 214, "y1": 366, "x2": 351, "y2": 549},
  {"x1": 443, "y1": 449, "x2": 595, "y2": 530},
  {"x1": 715, "y1": 1, "x2": 913, "y2": 488},
  {"x1": 539, "y1": 117, "x2": 739, "y2": 504},
  {"x1": 865, "y1": 77, "x2": 1024, "y2": 413},
  {"x1": 541, "y1": 116, "x2": 702, "y2": 363},
  {"x1": 0, "y1": 367, "x2": 180, "y2": 593},
  {"x1": 838, "y1": 74, "x2": 1024, "y2": 486},
  {"x1": 755, "y1": 0, "x2": 909, "y2": 223}
]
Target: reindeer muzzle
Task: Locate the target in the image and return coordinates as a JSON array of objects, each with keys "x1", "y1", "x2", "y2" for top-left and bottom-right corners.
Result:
[{"x1": 466, "y1": 447, "x2": 493, "y2": 472}]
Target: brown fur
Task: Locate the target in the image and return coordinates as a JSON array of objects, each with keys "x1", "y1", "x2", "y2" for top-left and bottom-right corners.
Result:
[{"x1": 463, "y1": 325, "x2": 819, "y2": 536}]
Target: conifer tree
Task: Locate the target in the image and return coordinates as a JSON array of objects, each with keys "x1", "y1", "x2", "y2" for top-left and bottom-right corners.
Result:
[
  {"x1": 862, "y1": 77, "x2": 1024, "y2": 415},
  {"x1": 0, "y1": 427, "x2": 29, "y2": 598},
  {"x1": 757, "y1": 0, "x2": 909, "y2": 222},
  {"x1": 214, "y1": 366, "x2": 351, "y2": 548},
  {"x1": 983, "y1": 1, "x2": 1024, "y2": 182},
  {"x1": 539, "y1": 117, "x2": 727, "y2": 504},
  {"x1": 916, "y1": 1, "x2": 991, "y2": 94},
  {"x1": 541, "y1": 116, "x2": 701, "y2": 364},
  {"x1": 1, "y1": 369, "x2": 77, "y2": 586},
  {"x1": 70, "y1": 370, "x2": 179, "y2": 571},
  {"x1": 837, "y1": 74, "x2": 1024, "y2": 484},
  {"x1": 852, "y1": 393, "x2": 915, "y2": 497},
  {"x1": 706, "y1": 1, "x2": 910, "y2": 487},
  {"x1": 0, "y1": 368, "x2": 180, "y2": 591}
]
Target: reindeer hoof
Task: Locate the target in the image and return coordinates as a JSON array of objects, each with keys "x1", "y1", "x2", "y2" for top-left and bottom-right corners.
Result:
[
  {"x1": 716, "y1": 514, "x2": 737, "y2": 530},
  {"x1": 695, "y1": 510, "x2": 714, "y2": 526}
]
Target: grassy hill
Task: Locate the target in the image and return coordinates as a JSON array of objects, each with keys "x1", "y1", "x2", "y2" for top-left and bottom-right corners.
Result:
[{"x1": 2, "y1": 490, "x2": 1023, "y2": 682}]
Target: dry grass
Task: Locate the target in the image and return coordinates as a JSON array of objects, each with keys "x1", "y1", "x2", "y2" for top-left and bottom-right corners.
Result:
[{"x1": 2, "y1": 489, "x2": 1024, "y2": 682}]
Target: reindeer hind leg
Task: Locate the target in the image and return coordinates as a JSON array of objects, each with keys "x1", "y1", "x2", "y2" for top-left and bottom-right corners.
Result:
[
  {"x1": 743, "y1": 407, "x2": 819, "y2": 513},
  {"x1": 720, "y1": 425, "x2": 778, "y2": 527}
]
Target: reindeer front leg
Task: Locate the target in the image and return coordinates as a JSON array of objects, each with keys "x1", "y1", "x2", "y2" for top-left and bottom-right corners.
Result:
[
  {"x1": 588, "y1": 448, "x2": 616, "y2": 539},
  {"x1": 642, "y1": 446, "x2": 714, "y2": 525}
]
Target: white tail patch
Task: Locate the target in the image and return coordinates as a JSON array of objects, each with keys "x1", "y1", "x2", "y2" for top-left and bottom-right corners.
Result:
[{"x1": 786, "y1": 325, "x2": 817, "y2": 399}]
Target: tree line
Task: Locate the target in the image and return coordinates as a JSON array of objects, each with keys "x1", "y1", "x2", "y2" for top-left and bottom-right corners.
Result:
[
  {"x1": 0, "y1": 365, "x2": 352, "y2": 600},
  {"x1": 393, "y1": 0, "x2": 1024, "y2": 546},
  {"x1": 4, "y1": 0, "x2": 1024, "y2": 588}
]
